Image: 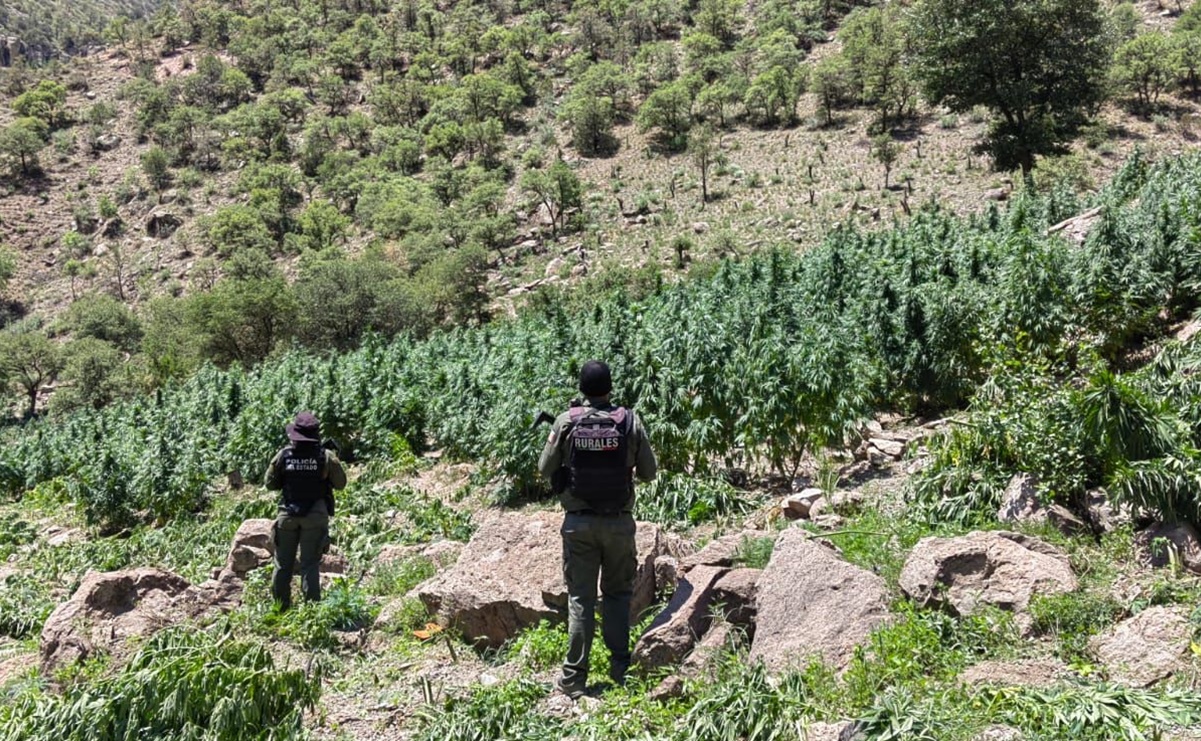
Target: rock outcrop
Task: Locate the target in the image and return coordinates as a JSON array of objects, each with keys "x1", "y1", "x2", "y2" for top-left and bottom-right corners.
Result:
[
  {"x1": 899, "y1": 531, "x2": 1076, "y2": 625},
  {"x1": 415, "y1": 512, "x2": 687, "y2": 649},
  {"x1": 1134, "y1": 522, "x2": 1201, "y2": 575},
  {"x1": 633, "y1": 565, "x2": 726, "y2": 670},
  {"x1": 218, "y1": 518, "x2": 346, "y2": 581},
  {"x1": 959, "y1": 658, "x2": 1071, "y2": 688},
  {"x1": 996, "y1": 474, "x2": 1089, "y2": 535},
  {"x1": 750, "y1": 529, "x2": 890, "y2": 673},
  {"x1": 1091, "y1": 606, "x2": 1192, "y2": 687},
  {"x1": 40, "y1": 568, "x2": 236, "y2": 672}
]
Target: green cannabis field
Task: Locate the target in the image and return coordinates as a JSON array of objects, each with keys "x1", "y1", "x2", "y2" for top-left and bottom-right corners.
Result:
[
  {"x1": 6, "y1": 152, "x2": 1201, "y2": 740},
  {"x1": 3, "y1": 151, "x2": 1200, "y2": 530}
]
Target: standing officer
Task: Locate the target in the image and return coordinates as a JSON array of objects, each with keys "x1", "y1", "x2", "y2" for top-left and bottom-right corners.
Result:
[
  {"x1": 265, "y1": 411, "x2": 346, "y2": 610},
  {"x1": 538, "y1": 361, "x2": 657, "y2": 698}
]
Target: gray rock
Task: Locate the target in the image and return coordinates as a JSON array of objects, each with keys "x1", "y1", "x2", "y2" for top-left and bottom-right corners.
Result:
[
  {"x1": 959, "y1": 658, "x2": 1070, "y2": 688},
  {"x1": 40, "y1": 568, "x2": 224, "y2": 671},
  {"x1": 783, "y1": 489, "x2": 823, "y2": 520},
  {"x1": 868, "y1": 438, "x2": 905, "y2": 459},
  {"x1": 1091, "y1": 606, "x2": 1191, "y2": 687},
  {"x1": 827, "y1": 488, "x2": 865, "y2": 514},
  {"x1": 377, "y1": 541, "x2": 463, "y2": 570},
  {"x1": 1135, "y1": 522, "x2": 1201, "y2": 575},
  {"x1": 647, "y1": 674, "x2": 686, "y2": 701},
  {"x1": 899, "y1": 531, "x2": 1076, "y2": 625},
  {"x1": 633, "y1": 565, "x2": 726, "y2": 670},
  {"x1": 654, "y1": 555, "x2": 679, "y2": 593},
  {"x1": 416, "y1": 512, "x2": 686, "y2": 649},
  {"x1": 680, "y1": 621, "x2": 738, "y2": 676},
  {"x1": 1045, "y1": 504, "x2": 1088, "y2": 536},
  {"x1": 973, "y1": 727, "x2": 1023, "y2": 741},
  {"x1": 800, "y1": 721, "x2": 852, "y2": 741},
  {"x1": 680, "y1": 530, "x2": 771, "y2": 571},
  {"x1": 750, "y1": 530, "x2": 891, "y2": 673},
  {"x1": 997, "y1": 474, "x2": 1042, "y2": 523},
  {"x1": 711, "y1": 567, "x2": 759, "y2": 629},
  {"x1": 1085, "y1": 489, "x2": 1128, "y2": 534},
  {"x1": 145, "y1": 210, "x2": 182, "y2": 239},
  {"x1": 93, "y1": 133, "x2": 121, "y2": 151}
]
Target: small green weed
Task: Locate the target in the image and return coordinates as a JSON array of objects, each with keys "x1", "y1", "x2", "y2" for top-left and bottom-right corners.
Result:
[
  {"x1": 822, "y1": 509, "x2": 934, "y2": 589},
  {"x1": 414, "y1": 678, "x2": 562, "y2": 741},
  {"x1": 263, "y1": 578, "x2": 378, "y2": 650},
  {"x1": 504, "y1": 619, "x2": 568, "y2": 672},
  {"x1": 368, "y1": 556, "x2": 436, "y2": 597},
  {"x1": 842, "y1": 604, "x2": 1017, "y2": 712},
  {"x1": 732, "y1": 535, "x2": 776, "y2": 569},
  {"x1": 1028, "y1": 591, "x2": 1124, "y2": 664},
  {"x1": 1, "y1": 626, "x2": 322, "y2": 741}
]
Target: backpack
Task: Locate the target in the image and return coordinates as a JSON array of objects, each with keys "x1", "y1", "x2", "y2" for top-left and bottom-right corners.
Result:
[
  {"x1": 566, "y1": 406, "x2": 633, "y2": 513},
  {"x1": 280, "y1": 445, "x2": 329, "y2": 516}
]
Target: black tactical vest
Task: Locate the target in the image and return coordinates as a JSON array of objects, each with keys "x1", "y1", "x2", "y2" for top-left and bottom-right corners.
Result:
[
  {"x1": 567, "y1": 406, "x2": 633, "y2": 513},
  {"x1": 281, "y1": 444, "x2": 326, "y2": 516}
]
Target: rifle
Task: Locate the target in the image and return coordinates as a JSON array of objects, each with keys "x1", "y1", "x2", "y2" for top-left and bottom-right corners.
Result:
[
  {"x1": 320, "y1": 438, "x2": 340, "y2": 527},
  {"x1": 532, "y1": 406, "x2": 574, "y2": 494}
]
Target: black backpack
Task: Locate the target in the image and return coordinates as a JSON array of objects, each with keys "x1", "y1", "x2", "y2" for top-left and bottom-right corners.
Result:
[{"x1": 566, "y1": 406, "x2": 634, "y2": 513}]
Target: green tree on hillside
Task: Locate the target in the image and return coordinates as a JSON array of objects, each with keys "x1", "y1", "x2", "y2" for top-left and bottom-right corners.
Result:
[
  {"x1": 810, "y1": 55, "x2": 854, "y2": 127},
  {"x1": 141, "y1": 146, "x2": 172, "y2": 194},
  {"x1": 840, "y1": 5, "x2": 916, "y2": 131},
  {"x1": 0, "y1": 118, "x2": 48, "y2": 176},
  {"x1": 521, "y1": 160, "x2": 585, "y2": 237},
  {"x1": 1112, "y1": 32, "x2": 1178, "y2": 112},
  {"x1": 688, "y1": 124, "x2": 722, "y2": 206},
  {"x1": 13, "y1": 80, "x2": 68, "y2": 129},
  {"x1": 910, "y1": 0, "x2": 1111, "y2": 173},
  {"x1": 561, "y1": 92, "x2": 617, "y2": 156},
  {"x1": 637, "y1": 78, "x2": 696, "y2": 150},
  {"x1": 0, "y1": 329, "x2": 63, "y2": 418},
  {"x1": 52, "y1": 338, "x2": 127, "y2": 413}
]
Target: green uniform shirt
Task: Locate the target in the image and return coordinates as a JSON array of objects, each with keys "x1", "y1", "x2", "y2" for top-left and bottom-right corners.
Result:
[{"x1": 538, "y1": 397, "x2": 657, "y2": 512}]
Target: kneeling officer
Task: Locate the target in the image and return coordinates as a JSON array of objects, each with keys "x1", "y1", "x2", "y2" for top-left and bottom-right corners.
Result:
[{"x1": 265, "y1": 411, "x2": 346, "y2": 610}]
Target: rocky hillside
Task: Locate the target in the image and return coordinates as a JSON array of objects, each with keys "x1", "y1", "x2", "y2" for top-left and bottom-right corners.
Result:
[
  {"x1": 0, "y1": 0, "x2": 1197, "y2": 420},
  {"x1": 0, "y1": 0, "x2": 162, "y2": 64},
  {"x1": 5, "y1": 1, "x2": 1201, "y2": 739},
  {"x1": 4, "y1": 419, "x2": 1201, "y2": 740}
]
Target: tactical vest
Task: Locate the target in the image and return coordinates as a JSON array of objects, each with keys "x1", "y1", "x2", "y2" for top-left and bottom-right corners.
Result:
[
  {"x1": 566, "y1": 406, "x2": 633, "y2": 513},
  {"x1": 280, "y1": 444, "x2": 327, "y2": 516}
]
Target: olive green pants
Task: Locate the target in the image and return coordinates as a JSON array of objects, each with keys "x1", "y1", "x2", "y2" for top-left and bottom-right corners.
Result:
[
  {"x1": 272, "y1": 508, "x2": 329, "y2": 609},
  {"x1": 560, "y1": 512, "x2": 637, "y2": 690}
]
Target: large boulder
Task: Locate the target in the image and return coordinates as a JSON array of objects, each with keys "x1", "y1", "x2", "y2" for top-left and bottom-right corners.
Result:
[
  {"x1": 749, "y1": 529, "x2": 891, "y2": 673},
  {"x1": 1090, "y1": 606, "x2": 1192, "y2": 687},
  {"x1": 633, "y1": 565, "x2": 726, "y2": 670},
  {"x1": 680, "y1": 530, "x2": 774, "y2": 571},
  {"x1": 996, "y1": 474, "x2": 1088, "y2": 535},
  {"x1": 40, "y1": 568, "x2": 223, "y2": 671},
  {"x1": 712, "y1": 567, "x2": 759, "y2": 629},
  {"x1": 376, "y1": 540, "x2": 463, "y2": 571},
  {"x1": 899, "y1": 531, "x2": 1076, "y2": 624},
  {"x1": 996, "y1": 474, "x2": 1042, "y2": 522},
  {"x1": 145, "y1": 210, "x2": 182, "y2": 239},
  {"x1": 224, "y1": 519, "x2": 274, "y2": 576},
  {"x1": 220, "y1": 518, "x2": 345, "y2": 580},
  {"x1": 416, "y1": 512, "x2": 687, "y2": 649}
]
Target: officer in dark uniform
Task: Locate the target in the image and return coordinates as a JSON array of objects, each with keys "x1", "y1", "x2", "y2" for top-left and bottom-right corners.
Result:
[
  {"x1": 265, "y1": 411, "x2": 347, "y2": 610},
  {"x1": 538, "y1": 361, "x2": 657, "y2": 698}
]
